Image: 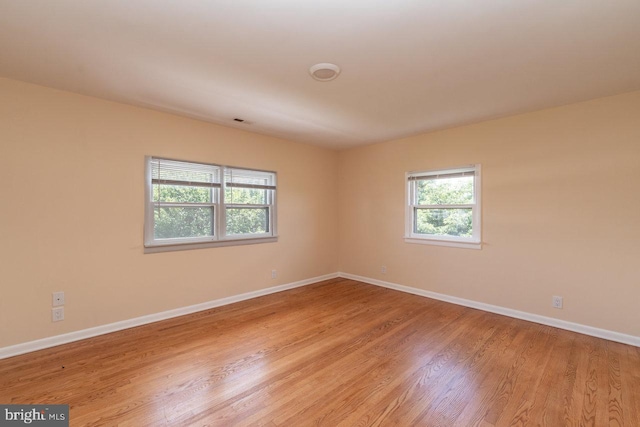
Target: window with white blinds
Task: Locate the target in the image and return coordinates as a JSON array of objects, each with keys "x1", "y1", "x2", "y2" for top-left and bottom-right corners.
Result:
[
  {"x1": 145, "y1": 157, "x2": 277, "y2": 251},
  {"x1": 405, "y1": 165, "x2": 481, "y2": 249}
]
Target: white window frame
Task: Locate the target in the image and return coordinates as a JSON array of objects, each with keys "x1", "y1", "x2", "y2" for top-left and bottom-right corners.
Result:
[
  {"x1": 222, "y1": 167, "x2": 277, "y2": 241},
  {"x1": 405, "y1": 164, "x2": 481, "y2": 250},
  {"x1": 144, "y1": 156, "x2": 277, "y2": 253}
]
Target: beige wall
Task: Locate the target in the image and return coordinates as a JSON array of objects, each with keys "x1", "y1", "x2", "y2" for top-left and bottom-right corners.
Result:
[
  {"x1": 338, "y1": 91, "x2": 640, "y2": 337},
  {"x1": 0, "y1": 78, "x2": 338, "y2": 348},
  {"x1": 2, "y1": 77, "x2": 639, "y2": 350}
]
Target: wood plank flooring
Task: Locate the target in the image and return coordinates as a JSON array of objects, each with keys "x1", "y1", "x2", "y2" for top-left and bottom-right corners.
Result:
[{"x1": 1, "y1": 278, "x2": 638, "y2": 426}]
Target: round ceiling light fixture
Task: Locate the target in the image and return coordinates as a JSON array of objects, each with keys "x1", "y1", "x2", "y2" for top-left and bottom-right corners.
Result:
[{"x1": 309, "y1": 63, "x2": 341, "y2": 82}]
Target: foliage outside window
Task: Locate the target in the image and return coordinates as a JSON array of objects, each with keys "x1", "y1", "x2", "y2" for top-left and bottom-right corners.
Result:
[
  {"x1": 145, "y1": 157, "x2": 277, "y2": 251},
  {"x1": 405, "y1": 165, "x2": 481, "y2": 249}
]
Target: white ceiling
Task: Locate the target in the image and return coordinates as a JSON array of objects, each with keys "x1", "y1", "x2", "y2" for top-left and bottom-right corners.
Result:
[{"x1": 1, "y1": 1, "x2": 639, "y2": 149}]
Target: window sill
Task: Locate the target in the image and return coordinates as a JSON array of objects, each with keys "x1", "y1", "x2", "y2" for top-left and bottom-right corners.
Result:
[
  {"x1": 404, "y1": 237, "x2": 482, "y2": 250},
  {"x1": 144, "y1": 236, "x2": 278, "y2": 254}
]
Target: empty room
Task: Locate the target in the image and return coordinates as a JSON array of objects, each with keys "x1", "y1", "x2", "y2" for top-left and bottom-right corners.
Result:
[{"x1": 1, "y1": 1, "x2": 639, "y2": 426}]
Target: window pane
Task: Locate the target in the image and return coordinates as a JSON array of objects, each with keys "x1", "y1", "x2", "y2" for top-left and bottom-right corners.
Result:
[
  {"x1": 153, "y1": 184, "x2": 213, "y2": 203},
  {"x1": 415, "y1": 208, "x2": 472, "y2": 237},
  {"x1": 225, "y1": 187, "x2": 268, "y2": 204},
  {"x1": 154, "y1": 207, "x2": 214, "y2": 239},
  {"x1": 416, "y1": 176, "x2": 473, "y2": 205},
  {"x1": 226, "y1": 207, "x2": 268, "y2": 235}
]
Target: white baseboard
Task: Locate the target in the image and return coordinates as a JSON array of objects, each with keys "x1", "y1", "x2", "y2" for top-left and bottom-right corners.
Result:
[
  {"x1": 3, "y1": 271, "x2": 637, "y2": 359},
  {"x1": 0, "y1": 273, "x2": 339, "y2": 360},
  {"x1": 338, "y1": 272, "x2": 640, "y2": 348}
]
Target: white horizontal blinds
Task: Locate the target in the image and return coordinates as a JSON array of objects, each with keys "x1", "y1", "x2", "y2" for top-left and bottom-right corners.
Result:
[
  {"x1": 224, "y1": 168, "x2": 275, "y2": 206},
  {"x1": 224, "y1": 167, "x2": 276, "y2": 190},
  {"x1": 408, "y1": 168, "x2": 475, "y2": 181},
  {"x1": 151, "y1": 158, "x2": 221, "y2": 188}
]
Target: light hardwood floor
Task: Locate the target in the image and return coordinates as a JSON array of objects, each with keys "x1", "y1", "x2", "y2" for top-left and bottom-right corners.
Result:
[{"x1": 1, "y1": 278, "x2": 639, "y2": 426}]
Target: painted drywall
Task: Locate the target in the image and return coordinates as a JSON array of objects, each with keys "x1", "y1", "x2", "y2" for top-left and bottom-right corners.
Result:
[
  {"x1": 2, "y1": 76, "x2": 639, "y2": 350},
  {"x1": 0, "y1": 78, "x2": 338, "y2": 348},
  {"x1": 338, "y1": 91, "x2": 640, "y2": 337}
]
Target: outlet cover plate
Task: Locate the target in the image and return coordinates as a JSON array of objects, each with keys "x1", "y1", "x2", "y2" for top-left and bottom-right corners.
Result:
[
  {"x1": 552, "y1": 296, "x2": 563, "y2": 309},
  {"x1": 53, "y1": 291, "x2": 65, "y2": 307},
  {"x1": 52, "y1": 307, "x2": 64, "y2": 322}
]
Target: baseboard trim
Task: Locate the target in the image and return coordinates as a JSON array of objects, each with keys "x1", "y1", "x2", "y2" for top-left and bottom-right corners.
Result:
[
  {"x1": 3, "y1": 271, "x2": 637, "y2": 359},
  {"x1": 338, "y1": 272, "x2": 640, "y2": 348},
  {"x1": 0, "y1": 273, "x2": 339, "y2": 360}
]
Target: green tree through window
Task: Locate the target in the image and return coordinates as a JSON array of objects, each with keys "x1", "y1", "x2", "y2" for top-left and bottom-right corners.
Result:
[
  {"x1": 406, "y1": 166, "x2": 481, "y2": 246},
  {"x1": 153, "y1": 185, "x2": 214, "y2": 239},
  {"x1": 225, "y1": 187, "x2": 269, "y2": 235},
  {"x1": 145, "y1": 157, "x2": 277, "y2": 249},
  {"x1": 415, "y1": 176, "x2": 473, "y2": 237}
]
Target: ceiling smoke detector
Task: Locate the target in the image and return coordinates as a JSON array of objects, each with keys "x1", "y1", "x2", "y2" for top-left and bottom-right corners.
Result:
[{"x1": 309, "y1": 63, "x2": 341, "y2": 82}]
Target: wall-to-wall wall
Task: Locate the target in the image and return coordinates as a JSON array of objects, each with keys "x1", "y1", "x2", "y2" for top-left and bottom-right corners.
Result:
[
  {"x1": 2, "y1": 76, "x2": 639, "y2": 351},
  {"x1": 0, "y1": 78, "x2": 339, "y2": 348},
  {"x1": 338, "y1": 90, "x2": 640, "y2": 337}
]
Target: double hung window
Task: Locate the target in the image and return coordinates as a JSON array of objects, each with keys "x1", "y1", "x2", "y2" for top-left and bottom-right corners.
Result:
[
  {"x1": 224, "y1": 168, "x2": 276, "y2": 238},
  {"x1": 405, "y1": 165, "x2": 481, "y2": 248},
  {"x1": 145, "y1": 157, "x2": 276, "y2": 251}
]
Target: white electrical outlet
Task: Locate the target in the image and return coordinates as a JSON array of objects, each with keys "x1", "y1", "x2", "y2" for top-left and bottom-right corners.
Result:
[
  {"x1": 52, "y1": 307, "x2": 64, "y2": 322},
  {"x1": 381, "y1": 266, "x2": 387, "y2": 274},
  {"x1": 271, "y1": 269, "x2": 277, "y2": 279},
  {"x1": 552, "y1": 296, "x2": 563, "y2": 309},
  {"x1": 52, "y1": 291, "x2": 65, "y2": 307}
]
